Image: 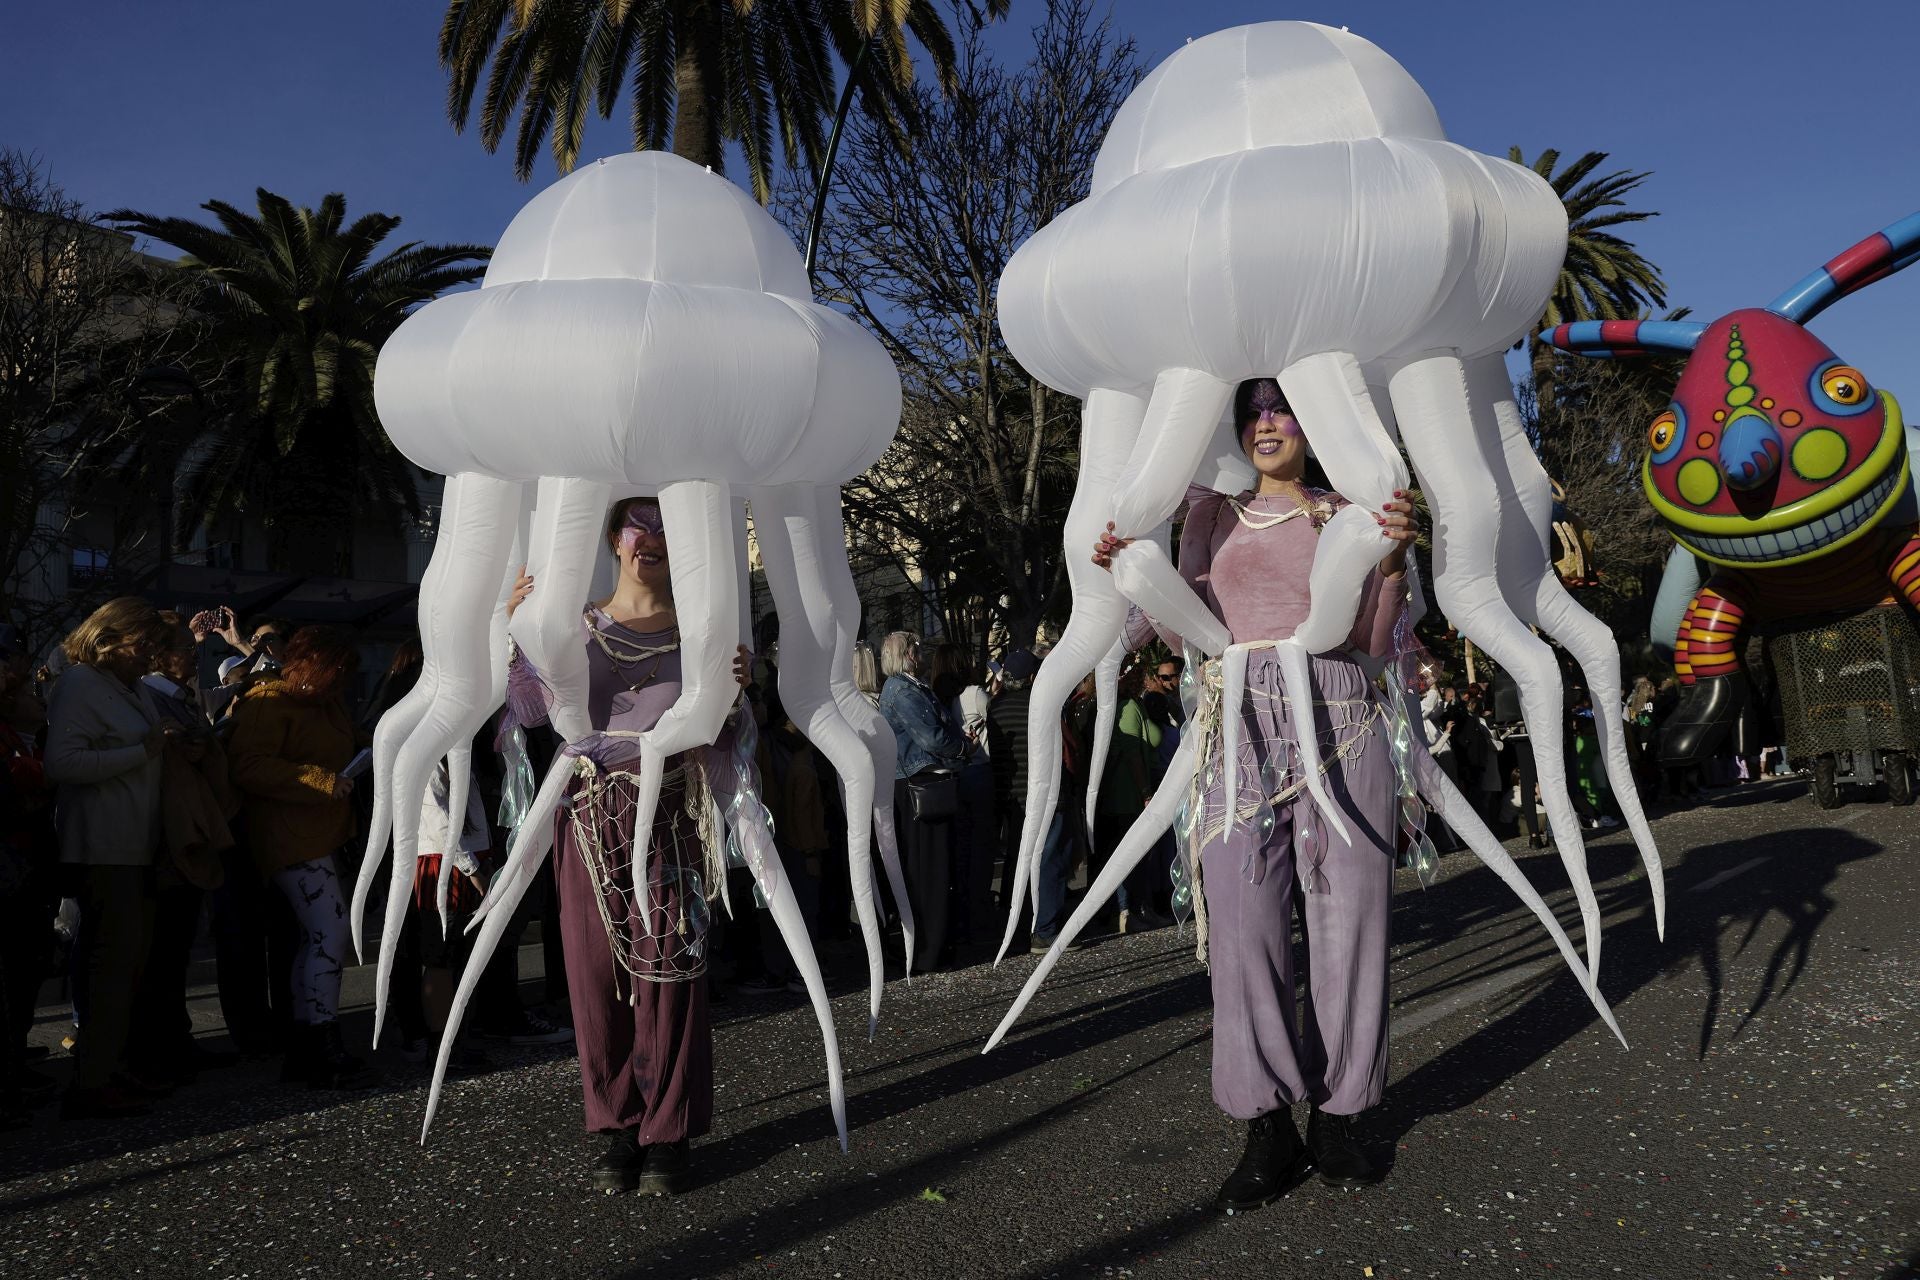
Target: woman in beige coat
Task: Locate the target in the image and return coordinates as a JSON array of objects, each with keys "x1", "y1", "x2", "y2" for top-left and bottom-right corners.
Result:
[{"x1": 44, "y1": 598, "x2": 174, "y2": 1119}]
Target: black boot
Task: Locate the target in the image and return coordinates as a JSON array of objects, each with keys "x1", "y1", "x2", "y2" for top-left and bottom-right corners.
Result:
[
  {"x1": 306, "y1": 1022, "x2": 379, "y2": 1091},
  {"x1": 1307, "y1": 1106, "x2": 1381, "y2": 1188},
  {"x1": 1214, "y1": 1110, "x2": 1311, "y2": 1214},
  {"x1": 590, "y1": 1130, "x2": 644, "y2": 1194},
  {"x1": 279, "y1": 1023, "x2": 313, "y2": 1085},
  {"x1": 638, "y1": 1139, "x2": 691, "y2": 1196}
]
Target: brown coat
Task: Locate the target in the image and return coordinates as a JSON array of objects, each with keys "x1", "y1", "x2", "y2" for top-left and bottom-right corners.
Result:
[
  {"x1": 160, "y1": 735, "x2": 238, "y2": 890},
  {"x1": 226, "y1": 680, "x2": 356, "y2": 874}
]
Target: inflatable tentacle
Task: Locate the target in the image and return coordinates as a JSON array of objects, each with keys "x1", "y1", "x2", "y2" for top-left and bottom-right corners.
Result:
[
  {"x1": 1274, "y1": 639, "x2": 1351, "y2": 847},
  {"x1": 1108, "y1": 540, "x2": 1231, "y2": 655},
  {"x1": 1081, "y1": 635, "x2": 1126, "y2": 839},
  {"x1": 750, "y1": 484, "x2": 887, "y2": 1038},
  {"x1": 811, "y1": 485, "x2": 916, "y2": 976},
  {"x1": 985, "y1": 730, "x2": 1199, "y2": 1052},
  {"x1": 434, "y1": 742, "x2": 468, "y2": 934},
  {"x1": 1473, "y1": 357, "x2": 1666, "y2": 939},
  {"x1": 421, "y1": 778, "x2": 556, "y2": 1141},
  {"x1": 1108, "y1": 368, "x2": 1236, "y2": 538},
  {"x1": 723, "y1": 779, "x2": 849, "y2": 1150},
  {"x1": 435, "y1": 522, "x2": 526, "y2": 936},
  {"x1": 375, "y1": 474, "x2": 521, "y2": 1048},
  {"x1": 1392, "y1": 680, "x2": 1625, "y2": 1047},
  {"x1": 1278, "y1": 350, "x2": 1409, "y2": 842},
  {"x1": 508, "y1": 476, "x2": 612, "y2": 746},
  {"x1": 467, "y1": 750, "x2": 573, "y2": 931},
  {"x1": 352, "y1": 529, "x2": 447, "y2": 962},
  {"x1": 627, "y1": 480, "x2": 741, "y2": 896},
  {"x1": 1390, "y1": 352, "x2": 1603, "y2": 976},
  {"x1": 995, "y1": 387, "x2": 1148, "y2": 963}
]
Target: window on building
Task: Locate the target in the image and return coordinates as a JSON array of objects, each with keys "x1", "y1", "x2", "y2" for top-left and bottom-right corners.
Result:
[{"x1": 70, "y1": 546, "x2": 110, "y2": 582}]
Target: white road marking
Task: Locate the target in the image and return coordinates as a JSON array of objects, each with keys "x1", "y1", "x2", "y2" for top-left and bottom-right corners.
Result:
[
  {"x1": 1688, "y1": 856, "x2": 1771, "y2": 895},
  {"x1": 1394, "y1": 959, "x2": 1556, "y2": 1038}
]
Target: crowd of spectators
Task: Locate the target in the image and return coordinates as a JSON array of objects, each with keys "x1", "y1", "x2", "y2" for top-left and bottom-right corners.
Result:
[
  {"x1": 1, "y1": 594, "x2": 1787, "y2": 1132},
  {"x1": 0, "y1": 597, "x2": 569, "y2": 1130}
]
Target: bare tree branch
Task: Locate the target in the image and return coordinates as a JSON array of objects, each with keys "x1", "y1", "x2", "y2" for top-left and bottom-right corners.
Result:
[{"x1": 778, "y1": 0, "x2": 1142, "y2": 656}]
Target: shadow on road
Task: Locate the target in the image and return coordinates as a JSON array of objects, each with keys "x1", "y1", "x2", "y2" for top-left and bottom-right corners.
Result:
[
  {"x1": 1375, "y1": 825, "x2": 1882, "y2": 1170},
  {"x1": 610, "y1": 972, "x2": 1213, "y2": 1275},
  {"x1": 0, "y1": 1010, "x2": 576, "y2": 1184}
]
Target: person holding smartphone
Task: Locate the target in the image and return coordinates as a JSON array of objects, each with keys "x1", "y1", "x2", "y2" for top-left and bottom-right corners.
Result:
[{"x1": 135, "y1": 614, "x2": 240, "y2": 1084}]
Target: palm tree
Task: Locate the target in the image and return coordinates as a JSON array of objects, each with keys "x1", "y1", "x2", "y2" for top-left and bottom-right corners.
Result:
[
  {"x1": 107, "y1": 191, "x2": 490, "y2": 571},
  {"x1": 1512, "y1": 147, "x2": 1668, "y2": 328},
  {"x1": 438, "y1": 0, "x2": 1010, "y2": 202},
  {"x1": 1512, "y1": 147, "x2": 1670, "y2": 425}
]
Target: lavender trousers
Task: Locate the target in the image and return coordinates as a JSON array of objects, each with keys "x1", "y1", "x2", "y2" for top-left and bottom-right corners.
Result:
[{"x1": 1200, "y1": 650, "x2": 1395, "y2": 1120}]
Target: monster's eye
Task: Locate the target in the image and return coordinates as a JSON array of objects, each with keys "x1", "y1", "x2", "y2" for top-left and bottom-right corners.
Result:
[
  {"x1": 1811, "y1": 361, "x2": 1874, "y2": 415},
  {"x1": 1648, "y1": 405, "x2": 1686, "y2": 464}
]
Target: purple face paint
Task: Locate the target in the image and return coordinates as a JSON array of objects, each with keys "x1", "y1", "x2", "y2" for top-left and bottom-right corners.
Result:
[
  {"x1": 1240, "y1": 378, "x2": 1302, "y2": 446},
  {"x1": 617, "y1": 502, "x2": 666, "y2": 558}
]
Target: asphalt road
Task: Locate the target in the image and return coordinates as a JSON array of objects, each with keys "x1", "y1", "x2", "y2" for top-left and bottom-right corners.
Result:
[{"x1": 2, "y1": 777, "x2": 1915, "y2": 1280}]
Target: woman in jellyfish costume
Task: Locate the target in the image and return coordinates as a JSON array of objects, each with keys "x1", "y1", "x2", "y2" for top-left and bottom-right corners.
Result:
[{"x1": 1094, "y1": 377, "x2": 1417, "y2": 1209}]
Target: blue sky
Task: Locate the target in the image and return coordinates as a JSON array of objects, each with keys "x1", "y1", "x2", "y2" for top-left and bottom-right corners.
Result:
[{"x1": 7, "y1": 0, "x2": 1918, "y2": 406}]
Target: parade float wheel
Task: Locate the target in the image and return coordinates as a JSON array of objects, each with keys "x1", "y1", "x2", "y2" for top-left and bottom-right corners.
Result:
[
  {"x1": 1811, "y1": 754, "x2": 1844, "y2": 810},
  {"x1": 1884, "y1": 751, "x2": 1916, "y2": 806}
]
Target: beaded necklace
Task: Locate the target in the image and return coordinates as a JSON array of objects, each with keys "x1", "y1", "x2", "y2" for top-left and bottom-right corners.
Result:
[
  {"x1": 1229, "y1": 484, "x2": 1330, "y2": 533},
  {"x1": 586, "y1": 609, "x2": 678, "y2": 696}
]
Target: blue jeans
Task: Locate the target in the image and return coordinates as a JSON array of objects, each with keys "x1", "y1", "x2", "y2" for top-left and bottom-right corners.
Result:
[{"x1": 1032, "y1": 811, "x2": 1071, "y2": 941}]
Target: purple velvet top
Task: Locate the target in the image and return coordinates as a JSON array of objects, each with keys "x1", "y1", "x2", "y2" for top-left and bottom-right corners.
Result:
[
  {"x1": 1133, "y1": 485, "x2": 1404, "y2": 658},
  {"x1": 505, "y1": 609, "x2": 686, "y2": 754}
]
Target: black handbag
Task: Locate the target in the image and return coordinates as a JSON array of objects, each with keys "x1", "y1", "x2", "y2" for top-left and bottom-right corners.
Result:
[{"x1": 904, "y1": 770, "x2": 960, "y2": 822}]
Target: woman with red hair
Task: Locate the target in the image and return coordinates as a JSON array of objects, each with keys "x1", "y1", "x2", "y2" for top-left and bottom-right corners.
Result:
[{"x1": 228, "y1": 625, "x2": 376, "y2": 1090}]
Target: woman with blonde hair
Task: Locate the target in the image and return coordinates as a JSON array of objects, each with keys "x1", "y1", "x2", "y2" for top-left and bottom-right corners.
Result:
[
  {"x1": 852, "y1": 642, "x2": 881, "y2": 707},
  {"x1": 45, "y1": 596, "x2": 173, "y2": 1119}
]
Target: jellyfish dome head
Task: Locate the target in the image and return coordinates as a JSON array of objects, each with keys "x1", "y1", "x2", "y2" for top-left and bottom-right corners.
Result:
[
  {"x1": 1646, "y1": 309, "x2": 1906, "y2": 569},
  {"x1": 485, "y1": 150, "x2": 809, "y2": 296},
  {"x1": 374, "y1": 151, "x2": 895, "y2": 486},
  {"x1": 1001, "y1": 20, "x2": 1563, "y2": 410},
  {"x1": 1089, "y1": 21, "x2": 1444, "y2": 198}
]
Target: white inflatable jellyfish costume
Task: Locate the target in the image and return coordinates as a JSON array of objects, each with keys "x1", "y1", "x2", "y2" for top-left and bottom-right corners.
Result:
[
  {"x1": 989, "y1": 22, "x2": 1665, "y2": 1050},
  {"x1": 357, "y1": 152, "x2": 911, "y2": 1147}
]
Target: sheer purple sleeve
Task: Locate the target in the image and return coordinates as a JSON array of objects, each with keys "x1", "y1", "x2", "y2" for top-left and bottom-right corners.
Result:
[
  {"x1": 1123, "y1": 605, "x2": 1159, "y2": 653},
  {"x1": 1347, "y1": 566, "x2": 1410, "y2": 657},
  {"x1": 500, "y1": 645, "x2": 552, "y2": 742}
]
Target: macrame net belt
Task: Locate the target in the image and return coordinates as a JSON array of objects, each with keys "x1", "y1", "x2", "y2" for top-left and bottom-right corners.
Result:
[
  {"x1": 564, "y1": 753, "x2": 724, "y2": 1001},
  {"x1": 1175, "y1": 641, "x2": 1383, "y2": 967}
]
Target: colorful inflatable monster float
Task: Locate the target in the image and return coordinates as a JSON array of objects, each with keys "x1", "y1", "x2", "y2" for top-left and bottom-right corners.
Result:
[{"x1": 1545, "y1": 212, "x2": 1920, "y2": 765}]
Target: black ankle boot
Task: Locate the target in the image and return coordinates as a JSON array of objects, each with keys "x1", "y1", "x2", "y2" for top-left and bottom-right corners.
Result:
[
  {"x1": 590, "y1": 1130, "x2": 645, "y2": 1193},
  {"x1": 1307, "y1": 1106, "x2": 1381, "y2": 1188},
  {"x1": 638, "y1": 1139, "x2": 691, "y2": 1196},
  {"x1": 307, "y1": 1022, "x2": 379, "y2": 1092},
  {"x1": 279, "y1": 1023, "x2": 313, "y2": 1085},
  {"x1": 1214, "y1": 1110, "x2": 1311, "y2": 1214}
]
